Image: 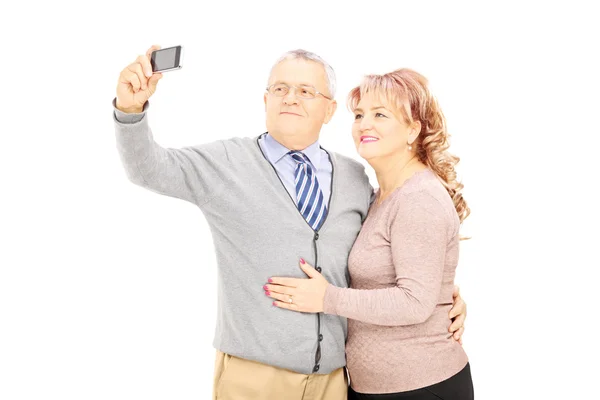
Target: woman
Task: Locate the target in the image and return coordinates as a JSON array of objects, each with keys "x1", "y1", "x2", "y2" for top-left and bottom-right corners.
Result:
[{"x1": 264, "y1": 68, "x2": 474, "y2": 399}]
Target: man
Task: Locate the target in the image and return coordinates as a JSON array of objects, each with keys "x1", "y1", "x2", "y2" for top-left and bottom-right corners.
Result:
[{"x1": 113, "y1": 45, "x2": 467, "y2": 400}]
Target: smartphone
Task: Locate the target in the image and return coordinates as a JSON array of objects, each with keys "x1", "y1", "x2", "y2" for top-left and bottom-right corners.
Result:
[{"x1": 150, "y1": 45, "x2": 183, "y2": 73}]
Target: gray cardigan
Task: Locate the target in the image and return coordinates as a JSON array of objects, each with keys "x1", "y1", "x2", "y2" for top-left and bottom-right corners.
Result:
[{"x1": 113, "y1": 100, "x2": 372, "y2": 374}]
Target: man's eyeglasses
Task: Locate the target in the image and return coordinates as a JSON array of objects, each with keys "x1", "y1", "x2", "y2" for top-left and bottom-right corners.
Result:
[{"x1": 266, "y1": 83, "x2": 331, "y2": 100}]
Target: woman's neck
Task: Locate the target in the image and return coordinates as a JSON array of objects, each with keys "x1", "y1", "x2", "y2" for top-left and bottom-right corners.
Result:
[{"x1": 370, "y1": 154, "x2": 426, "y2": 203}]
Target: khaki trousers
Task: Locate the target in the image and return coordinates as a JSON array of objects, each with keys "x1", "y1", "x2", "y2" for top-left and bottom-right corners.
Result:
[{"x1": 213, "y1": 350, "x2": 348, "y2": 400}]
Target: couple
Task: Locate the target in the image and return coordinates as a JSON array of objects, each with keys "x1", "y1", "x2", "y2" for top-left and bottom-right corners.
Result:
[{"x1": 113, "y1": 45, "x2": 473, "y2": 399}]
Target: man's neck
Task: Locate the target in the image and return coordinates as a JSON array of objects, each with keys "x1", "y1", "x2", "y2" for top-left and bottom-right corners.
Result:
[{"x1": 269, "y1": 132, "x2": 319, "y2": 151}]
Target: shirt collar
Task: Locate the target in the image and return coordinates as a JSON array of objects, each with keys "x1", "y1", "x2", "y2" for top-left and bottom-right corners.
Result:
[{"x1": 263, "y1": 133, "x2": 322, "y2": 170}]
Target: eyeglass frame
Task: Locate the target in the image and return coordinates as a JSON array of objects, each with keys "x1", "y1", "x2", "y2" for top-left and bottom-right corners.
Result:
[{"x1": 265, "y1": 82, "x2": 332, "y2": 100}]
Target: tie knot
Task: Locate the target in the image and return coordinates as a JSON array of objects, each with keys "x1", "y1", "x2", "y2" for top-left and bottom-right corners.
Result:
[{"x1": 289, "y1": 151, "x2": 309, "y2": 164}]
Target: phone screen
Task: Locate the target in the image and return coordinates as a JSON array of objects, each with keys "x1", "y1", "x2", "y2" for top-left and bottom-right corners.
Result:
[{"x1": 151, "y1": 47, "x2": 180, "y2": 72}]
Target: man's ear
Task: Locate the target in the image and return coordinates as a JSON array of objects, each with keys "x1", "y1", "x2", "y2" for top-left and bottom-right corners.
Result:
[
  {"x1": 324, "y1": 100, "x2": 338, "y2": 124},
  {"x1": 264, "y1": 93, "x2": 268, "y2": 111}
]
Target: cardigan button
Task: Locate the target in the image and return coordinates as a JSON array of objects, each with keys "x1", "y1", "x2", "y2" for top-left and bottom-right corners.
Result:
[{"x1": 316, "y1": 267, "x2": 322, "y2": 272}]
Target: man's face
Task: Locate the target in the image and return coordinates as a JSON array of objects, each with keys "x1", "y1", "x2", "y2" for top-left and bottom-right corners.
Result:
[{"x1": 264, "y1": 59, "x2": 336, "y2": 146}]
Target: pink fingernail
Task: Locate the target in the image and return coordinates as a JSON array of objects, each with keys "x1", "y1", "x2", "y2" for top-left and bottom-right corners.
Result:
[
  {"x1": 300, "y1": 258, "x2": 305, "y2": 264},
  {"x1": 263, "y1": 285, "x2": 268, "y2": 290},
  {"x1": 268, "y1": 278, "x2": 273, "y2": 283},
  {"x1": 272, "y1": 302, "x2": 277, "y2": 306},
  {"x1": 265, "y1": 291, "x2": 270, "y2": 296}
]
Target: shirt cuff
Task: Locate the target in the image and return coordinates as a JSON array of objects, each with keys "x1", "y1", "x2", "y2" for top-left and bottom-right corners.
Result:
[
  {"x1": 112, "y1": 98, "x2": 149, "y2": 124},
  {"x1": 323, "y1": 283, "x2": 341, "y2": 316}
]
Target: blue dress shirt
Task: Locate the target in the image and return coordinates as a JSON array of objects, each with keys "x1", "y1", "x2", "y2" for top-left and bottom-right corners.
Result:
[{"x1": 258, "y1": 133, "x2": 332, "y2": 205}]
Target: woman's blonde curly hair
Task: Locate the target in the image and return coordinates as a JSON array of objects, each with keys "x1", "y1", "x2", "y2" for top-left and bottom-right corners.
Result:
[{"x1": 348, "y1": 68, "x2": 470, "y2": 225}]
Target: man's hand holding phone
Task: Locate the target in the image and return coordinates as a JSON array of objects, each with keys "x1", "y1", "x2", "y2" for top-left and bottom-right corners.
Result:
[{"x1": 115, "y1": 45, "x2": 164, "y2": 114}]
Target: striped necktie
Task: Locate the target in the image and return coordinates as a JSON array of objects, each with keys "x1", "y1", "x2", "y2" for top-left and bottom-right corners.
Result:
[{"x1": 289, "y1": 151, "x2": 328, "y2": 230}]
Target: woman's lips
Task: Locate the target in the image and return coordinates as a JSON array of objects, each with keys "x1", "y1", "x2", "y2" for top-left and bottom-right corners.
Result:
[{"x1": 360, "y1": 136, "x2": 379, "y2": 143}]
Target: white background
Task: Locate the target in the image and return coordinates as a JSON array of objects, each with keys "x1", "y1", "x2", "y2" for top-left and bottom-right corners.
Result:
[{"x1": 1, "y1": 1, "x2": 599, "y2": 399}]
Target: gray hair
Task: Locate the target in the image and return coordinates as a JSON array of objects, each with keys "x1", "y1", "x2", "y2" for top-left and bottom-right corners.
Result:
[{"x1": 267, "y1": 49, "x2": 337, "y2": 98}]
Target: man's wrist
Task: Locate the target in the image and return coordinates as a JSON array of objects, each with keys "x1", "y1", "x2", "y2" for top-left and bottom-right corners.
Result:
[
  {"x1": 113, "y1": 97, "x2": 147, "y2": 124},
  {"x1": 115, "y1": 99, "x2": 144, "y2": 114}
]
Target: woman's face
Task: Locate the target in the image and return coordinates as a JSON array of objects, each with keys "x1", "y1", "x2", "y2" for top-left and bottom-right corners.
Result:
[{"x1": 351, "y1": 93, "x2": 413, "y2": 162}]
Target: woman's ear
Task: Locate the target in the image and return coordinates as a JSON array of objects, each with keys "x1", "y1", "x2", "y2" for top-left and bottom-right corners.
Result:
[{"x1": 409, "y1": 121, "x2": 422, "y2": 143}]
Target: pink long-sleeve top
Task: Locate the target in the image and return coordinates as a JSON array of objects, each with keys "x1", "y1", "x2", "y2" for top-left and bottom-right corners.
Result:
[{"x1": 323, "y1": 169, "x2": 469, "y2": 394}]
